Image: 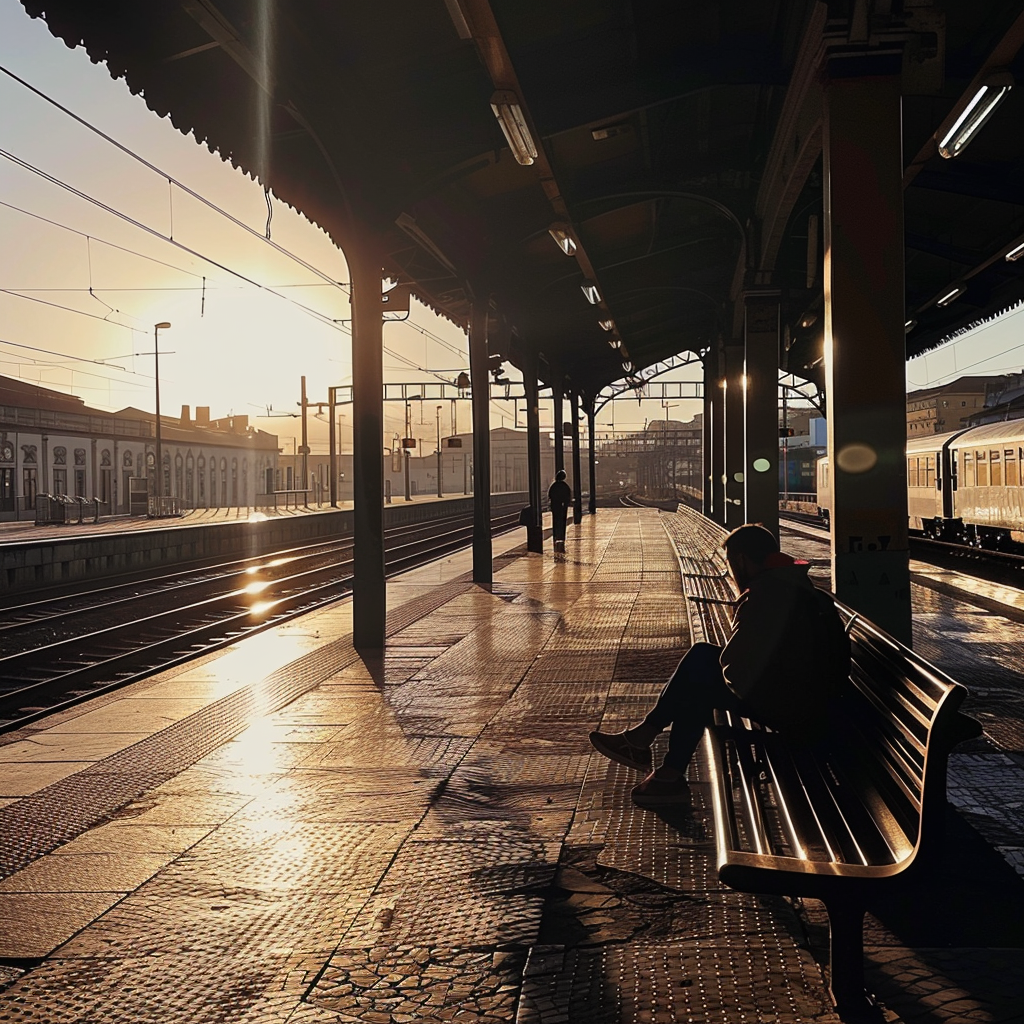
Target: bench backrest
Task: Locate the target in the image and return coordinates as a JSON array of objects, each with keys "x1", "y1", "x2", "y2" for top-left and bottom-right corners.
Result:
[{"x1": 835, "y1": 604, "x2": 978, "y2": 859}]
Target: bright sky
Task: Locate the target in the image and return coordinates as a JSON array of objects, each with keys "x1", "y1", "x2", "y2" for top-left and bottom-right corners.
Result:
[{"x1": 2, "y1": 0, "x2": 1018, "y2": 450}]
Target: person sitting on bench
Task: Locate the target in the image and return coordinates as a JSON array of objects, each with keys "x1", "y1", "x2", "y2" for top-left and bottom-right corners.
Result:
[{"x1": 590, "y1": 523, "x2": 850, "y2": 807}]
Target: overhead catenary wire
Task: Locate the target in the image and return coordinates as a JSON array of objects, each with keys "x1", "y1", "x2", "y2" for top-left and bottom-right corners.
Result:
[{"x1": 0, "y1": 66, "x2": 471, "y2": 361}]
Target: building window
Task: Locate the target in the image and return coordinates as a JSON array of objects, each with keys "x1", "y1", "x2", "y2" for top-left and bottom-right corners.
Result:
[
  {"x1": 22, "y1": 467, "x2": 37, "y2": 503},
  {"x1": 53, "y1": 468, "x2": 67, "y2": 495}
]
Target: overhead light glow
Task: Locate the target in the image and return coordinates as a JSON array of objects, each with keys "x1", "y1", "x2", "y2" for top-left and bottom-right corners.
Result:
[
  {"x1": 937, "y1": 73, "x2": 1013, "y2": 159},
  {"x1": 490, "y1": 90, "x2": 538, "y2": 166},
  {"x1": 1005, "y1": 240, "x2": 1024, "y2": 262},
  {"x1": 598, "y1": 319, "x2": 615, "y2": 331},
  {"x1": 905, "y1": 319, "x2": 918, "y2": 333},
  {"x1": 548, "y1": 223, "x2": 577, "y2": 256},
  {"x1": 607, "y1": 336, "x2": 621, "y2": 350},
  {"x1": 580, "y1": 280, "x2": 601, "y2": 304},
  {"x1": 800, "y1": 314, "x2": 817, "y2": 328},
  {"x1": 936, "y1": 286, "x2": 964, "y2": 307}
]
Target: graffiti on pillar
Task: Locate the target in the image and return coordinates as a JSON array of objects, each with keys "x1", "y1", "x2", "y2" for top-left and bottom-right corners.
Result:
[{"x1": 846, "y1": 535, "x2": 892, "y2": 553}]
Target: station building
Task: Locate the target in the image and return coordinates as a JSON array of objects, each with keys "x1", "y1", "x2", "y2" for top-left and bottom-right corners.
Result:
[{"x1": 0, "y1": 376, "x2": 279, "y2": 519}]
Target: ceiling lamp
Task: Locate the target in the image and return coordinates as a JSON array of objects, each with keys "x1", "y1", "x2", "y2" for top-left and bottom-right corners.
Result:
[
  {"x1": 621, "y1": 359, "x2": 635, "y2": 374},
  {"x1": 548, "y1": 223, "x2": 577, "y2": 256},
  {"x1": 580, "y1": 280, "x2": 601, "y2": 304},
  {"x1": 936, "y1": 72, "x2": 1013, "y2": 159},
  {"x1": 799, "y1": 314, "x2": 817, "y2": 328},
  {"x1": 1005, "y1": 239, "x2": 1024, "y2": 262},
  {"x1": 936, "y1": 286, "x2": 964, "y2": 307},
  {"x1": 598, "y1": 318, "x2": 615, "y2": 331},
  {"x1": 607, "y1": 336, "x2": 621, "y2": 350},
  {"x1": 904, "y1": 319, "x2": 918, "y2": 333},
  {"x1": 490, "y1": 91, "x2": 537, "y2": 166}
]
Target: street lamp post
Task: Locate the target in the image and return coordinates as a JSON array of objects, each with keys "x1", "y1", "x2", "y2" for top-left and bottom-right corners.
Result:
[
  {"x1": 436, "y1": 405, "x2": 444, "y2": 497},
  {"x1": 153, "y1": 322, "x2": 171, "y2": 505}
]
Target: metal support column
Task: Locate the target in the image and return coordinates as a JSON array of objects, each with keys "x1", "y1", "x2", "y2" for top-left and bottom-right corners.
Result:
[
  {"x1": 553, "y1": 389, "x2": 564, "y2": 476},
  {"x1": 469, "y1": 300, "x2": 492, "y2": 584},
  {"x1": 587, "y1": 402, "x2": 597, "y2": 516},
  {"x1": 823, "y1": 54, "x2": 910, "y2": 643},
  {"x1": 525, "y1": 356, "x2": 543, "y2": 552},
  {"x1": 350, "y1": 238, "x2": 386, "y2": 650},
  {"x1": 744, "y1": 294, "x2": 780, "y2": 538},
  {"x1": 328, "y1": 386, "x2": 337, "y2": 507},
  {"x1": 702, "y1": 348, "x2": 716, "y2": 520},
  {"x1": 570, "y1": 393, "x2": 583, "y2": 525},
  {"x1": 724, "y1": 343, "x2": 746, "y2": 529}
]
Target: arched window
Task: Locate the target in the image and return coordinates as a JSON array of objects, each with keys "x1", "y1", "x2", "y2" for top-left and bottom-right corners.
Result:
[
  {"x1": 231, "y1": 458, "x2": 238, "y2": 506},
  {"x1": 197, "y1": 454, "x2": 206, "y2": 505},
  {"x1": 220, "y1": 457, "x2": 228, "y2": 506},
  {"x1": 175, "y1": 453, "x2": 184, "y2": 498},
  {"x1": 186, "y1": 453, "x2": 194, "y2": 508}
]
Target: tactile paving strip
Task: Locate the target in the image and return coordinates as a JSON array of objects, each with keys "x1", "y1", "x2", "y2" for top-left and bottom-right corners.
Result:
[
  {"x1": 515, "y1": 942, "x2": 838, "y2": 1023},
  {"x1": 0, "y1": 582, "x2": 481, "y2": 879},
  {"x1": 308, "y1": 945, "x2": 527, "y2": 1023}
]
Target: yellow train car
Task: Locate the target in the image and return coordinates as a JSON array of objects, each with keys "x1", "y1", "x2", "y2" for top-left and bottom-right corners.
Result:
[{"x1": 949, "y1": 421, "x2": 1024, "y2": 548}]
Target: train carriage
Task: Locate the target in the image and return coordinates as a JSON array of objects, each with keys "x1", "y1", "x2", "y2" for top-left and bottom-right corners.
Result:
[
  {"x1": 949, "y1": 421, "x2": 1024, "y2": 548},
  {"x1": 815, "y1": 420, "x2": 1024, "y2": 550},
  {"x1": 906, "y1": 430, "x2": 965, "y2": 538}
]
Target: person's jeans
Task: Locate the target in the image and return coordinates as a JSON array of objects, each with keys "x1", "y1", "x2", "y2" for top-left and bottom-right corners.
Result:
[{"x1": 641, "y1": 642, "x2": 742, "y2": 770}]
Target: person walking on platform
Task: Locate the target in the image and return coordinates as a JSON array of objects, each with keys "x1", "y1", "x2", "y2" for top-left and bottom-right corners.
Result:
[
  {"x1": 548, "y1": 470, "x2": 573, "y2": 552},
  {"x1": 589, "y1": 523, "x2": 850, "y2": 807}
]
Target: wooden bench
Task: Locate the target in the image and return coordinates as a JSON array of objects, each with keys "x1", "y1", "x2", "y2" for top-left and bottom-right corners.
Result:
[
  {"x1": 703, "y1": 603, "x2": 981, "y2": 1019},
  {"x1": 664, "y1": 509, "x2": 982, "y2": 1019}
]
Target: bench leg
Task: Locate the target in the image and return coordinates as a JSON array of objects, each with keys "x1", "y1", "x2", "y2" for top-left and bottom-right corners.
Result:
[{"x1": 824, "y1": 898, "x2": 880, "y2": 1022}]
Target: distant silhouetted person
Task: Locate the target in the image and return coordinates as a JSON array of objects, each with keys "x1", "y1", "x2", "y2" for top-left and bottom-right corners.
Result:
[
  {"x1": 590, "y1": 523, "x2": 850, "y2": 806},
  {"x1": 548, "y1": 470, "x2": 572, "y2": 552}
]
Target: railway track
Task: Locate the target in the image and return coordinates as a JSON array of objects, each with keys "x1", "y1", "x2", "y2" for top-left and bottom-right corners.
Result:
[
  {"x1": 779, "y1": 510, "x2": 1024, "y2": 576},
  {"x1": 0, "y1": 502, "x2": 522, "y2": 732}
]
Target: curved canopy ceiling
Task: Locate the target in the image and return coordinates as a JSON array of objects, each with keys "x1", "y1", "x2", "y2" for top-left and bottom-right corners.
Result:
[{"x1": 21, "y1": 0, "x2": 1024, "y2": 400}]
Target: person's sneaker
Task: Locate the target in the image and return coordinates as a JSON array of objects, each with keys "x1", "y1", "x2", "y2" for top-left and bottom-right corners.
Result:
[
  {"x1": 589, "y1": 731, "x2": 653, "y2": 773},
  {"x1": 631, "y1": 770, "x2": 692, "y2": 808}
]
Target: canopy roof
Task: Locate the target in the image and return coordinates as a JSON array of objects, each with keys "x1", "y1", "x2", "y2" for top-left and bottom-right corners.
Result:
[{"x1": 22, "y1": 0, "x2": 1024, "y2": 399}]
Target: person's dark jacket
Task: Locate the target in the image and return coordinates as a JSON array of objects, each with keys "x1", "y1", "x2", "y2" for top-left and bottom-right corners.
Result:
[
  {"x1": 720, "y1": 552, "x2": 850, "y2": 741},
  {"x1": 548, "y1": 479, "x2": 572, "y2": 509}
]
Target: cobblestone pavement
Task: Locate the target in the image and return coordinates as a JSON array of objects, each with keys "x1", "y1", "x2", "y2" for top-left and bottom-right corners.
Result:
[{"x1": 0, "y1": 511, "x2": 1019, "y2": 1022}]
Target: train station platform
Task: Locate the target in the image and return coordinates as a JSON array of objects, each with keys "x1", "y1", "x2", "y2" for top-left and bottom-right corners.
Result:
[{"x1": 0, "y1": 508, "x2": 1022, "y2": 1023}]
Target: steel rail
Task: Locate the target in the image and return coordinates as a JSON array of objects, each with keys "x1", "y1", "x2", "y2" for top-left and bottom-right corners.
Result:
[{"x1": 0, "y1": 504, "x2": 525, "y2": 732}]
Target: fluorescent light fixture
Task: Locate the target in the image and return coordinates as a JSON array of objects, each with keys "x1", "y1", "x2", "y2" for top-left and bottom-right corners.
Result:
[
  {"x1": 936, "y1": 286, "x2": 964, "y2": 307},
  {"x1": 607, "y1": 336, "x2": 621, "y2": 350},
  {"x1": 1005, "y1": 240, "x2": 1024, "y2": 262},
  {"x1": 490, "y1": 91, "x2": 538, "y2": 166},
  {"x1": 905, "y1": 319, "x2": 918, "y2": 333},
  {"x1": 799, "y1": 314, "x2": 817, "y2": 328},
  {"x1": 598, "y1": 319, "x2": 615, "y2": 331},
  {"x1": 548, "y1": 223, "x2": 577, "y2": 256},
  {"x1": 621, "y1": 360, "x2": 634, "y2": 373},
  {"x1": 937, "y1": 72, "x2": 1013, "y2": 159},
  {"x1": 580, "y1": 279, "x2": 601, "y2": 304}
]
